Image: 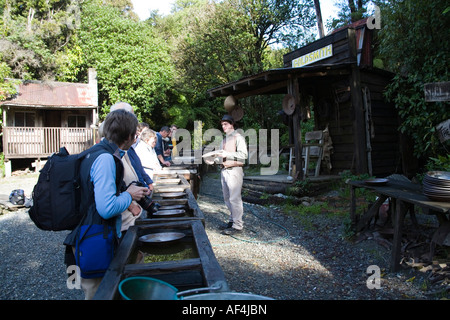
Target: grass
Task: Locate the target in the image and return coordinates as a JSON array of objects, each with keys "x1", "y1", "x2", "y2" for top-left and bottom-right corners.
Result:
[
  {"x1": 282, "y1": 202, "x2": 334, "y2": 231},
  {"x1": 280, "y1": 170, "x2": 379, "y2": 238}
]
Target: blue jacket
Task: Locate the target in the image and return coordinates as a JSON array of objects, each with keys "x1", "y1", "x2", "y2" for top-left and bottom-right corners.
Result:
[
  {"x1": 128, "y1": 146, "x2": 153, "y2": 186},
  {"x1": 155, "y1": 132, "x2": 164, "y2": 158}
]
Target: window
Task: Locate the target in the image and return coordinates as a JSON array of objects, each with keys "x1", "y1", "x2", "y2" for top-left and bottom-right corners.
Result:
[
  {"x1": 14, "y1": 112, "x2": 35, "y2": 127},
  {"x1": 68, "y1": 115, "x2": 86, "y2": 128}
]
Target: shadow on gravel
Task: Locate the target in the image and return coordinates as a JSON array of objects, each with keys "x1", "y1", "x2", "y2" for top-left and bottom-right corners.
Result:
[
  {"x1": 0, "y1": 211, "x2": 84, "y2": 300},
  {"x1": 197, "y1": 174, "x2": 429, "y2": 300}
]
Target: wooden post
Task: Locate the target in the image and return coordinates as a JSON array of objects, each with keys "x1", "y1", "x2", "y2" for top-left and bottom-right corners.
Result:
[
  {"x1": 313, "y1": 0, "x2": 325, "y2": 38},
  {"x1": 348, "y1": 28, "x2": 368, "y2": 175},
  {"x1": 350, "y1": 184, "x2": 356, "y2": 229},
  {"x1": 4, "y1": 160, "x2": 11, "y2": 177},
  {"x1": 391, "y1": 200, "x2": 406, "y2": 272},
  {"x1": 288, "y1": 77, "x2": 303, "y2": 181}
]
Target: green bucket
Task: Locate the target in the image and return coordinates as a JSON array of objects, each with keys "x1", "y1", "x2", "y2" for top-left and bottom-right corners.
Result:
[{"x1": 119, "y1": 277, "x2": 179, "y2": 300}]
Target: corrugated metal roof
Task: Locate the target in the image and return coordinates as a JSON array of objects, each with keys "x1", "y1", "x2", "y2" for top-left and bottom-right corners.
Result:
[{"x1": 1, "y1": 80, "x2": 97, "y2": 108}]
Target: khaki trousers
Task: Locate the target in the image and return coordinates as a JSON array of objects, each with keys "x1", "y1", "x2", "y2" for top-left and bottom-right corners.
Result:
[
  {"x1": 72, "y1": 247, "x2": 102, "y2": 300},
  {"x1": 221, "y1": 166, "x2": 244, "y2": 230}
]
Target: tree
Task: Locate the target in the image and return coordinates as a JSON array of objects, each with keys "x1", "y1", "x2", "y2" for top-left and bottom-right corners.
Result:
[
  {"x1": 229, "y1": 0, "x2": 317, "y2": 51},
  {"x1": 377, "y1": 0, "x2": 449, "y2": 165},
  {"x1": 0, "y1": 0, "x2": 83, "y2": 80},
  {"x1": 156, "y1": 0, "x2": 316, "y2": 130},
  {"x1": 0, "y1": 58, "x2": 18, "y2": 101},
  {"x1": 326, "y1": 0, "x2": 370, "y2": 30},
  {"x1": 77, "y1": 1, "x2": 175, "y2": 125}
]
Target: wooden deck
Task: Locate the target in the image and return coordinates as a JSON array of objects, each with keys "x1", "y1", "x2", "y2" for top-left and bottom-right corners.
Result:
[{"x1": 2, "y1": 126, "x2": 94, "y2": 159}]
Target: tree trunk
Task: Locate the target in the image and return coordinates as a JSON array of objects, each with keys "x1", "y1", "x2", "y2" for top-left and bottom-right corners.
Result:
[
  {"x1": 348, "y1": 0, "x2": 357, "y2": 22},
  {"x1": 313, "y1": 0, "x2": 325, "y2": 38},
  {"x1": 27, "y1": 8, "x2": 35, "y2": 32}
]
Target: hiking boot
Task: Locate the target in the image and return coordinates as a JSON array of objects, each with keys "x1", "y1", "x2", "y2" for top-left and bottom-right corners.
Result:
[
  {"x1": 222, "y1": 228, "x2": 243, "y2": 236},
  {"x1": 219, "y1": 222, "x2": 233, "y2": 230}
]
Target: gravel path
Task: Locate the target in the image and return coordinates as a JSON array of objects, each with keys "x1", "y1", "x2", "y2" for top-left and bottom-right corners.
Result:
[
  {"x1": 198, "y1": 174, "x2": 438, "y2": 300},
  {"x1": 0, "y1": 172, "x2": 444, "y2": 300},
  {"x1": 0, "y1": 173, "x2": 83, "y2": 300}
]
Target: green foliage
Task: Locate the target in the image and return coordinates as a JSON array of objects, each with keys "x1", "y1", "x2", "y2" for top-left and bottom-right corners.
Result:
[
  {"x1": 326, "y1": 0, "x2": 371, "y2": 30},
  {"x1": 78, "y1": 1, "x2": 175, "y2": 124},
  {"x1": 0, "y1": 58, "x2": 18, "y2": 101},
  {"x1": 377, "y1": 0, "x2": 450, "y2": 161},
  {"x1": 0, "y1": 0, "x2": 317, "y2": 133},
  {"x1": 426, "y1": 155, "x2": 450, "y2": 172},
  {"x1": 0, "y1": 0, "x2": 81, "y2": 80},
  {"x1": 0, "y1": 57, "x2": 19, "y2": 128},
  {"x1": 159, "y1": 0, "x2": 316, "y2": 131},
  {"x1": 0, "y1": 152, "x2": 4, "y2": 177}
]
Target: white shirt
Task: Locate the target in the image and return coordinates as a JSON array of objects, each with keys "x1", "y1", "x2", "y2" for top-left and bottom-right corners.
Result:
[{"x1": 134, "y1": 140, "x2": 162, "y2": 179}]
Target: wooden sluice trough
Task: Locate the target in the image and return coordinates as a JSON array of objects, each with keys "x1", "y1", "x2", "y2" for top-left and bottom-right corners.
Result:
[
  {"x1": 155, "y1": 162, "x2": 201, "y2": 198},
  {"x1": 138, "y1": 174, "x2": 205, "y2": 225},
  {"x1": 93, "y1": 168, "x2": 228, "y2": 300},
  {"x1": 93, "y1": 220, "x2": 228, "y2": 300}
]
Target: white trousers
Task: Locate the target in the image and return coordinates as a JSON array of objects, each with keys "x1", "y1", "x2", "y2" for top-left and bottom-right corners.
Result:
[{"x1": 221, "y1": 167, "x2": 244, "y2": 230}]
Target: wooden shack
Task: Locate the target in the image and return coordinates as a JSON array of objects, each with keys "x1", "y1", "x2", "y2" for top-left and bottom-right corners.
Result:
[
  {"x1": 0, "y1": 69, "x2": 99, "y2": 175},
  {"x1": 208, "y1": 19, "x2": 402, "y2": 180}
]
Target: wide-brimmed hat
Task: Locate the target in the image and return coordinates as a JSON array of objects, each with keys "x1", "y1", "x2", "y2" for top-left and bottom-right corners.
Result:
[{"x1": 220, "y1": 114, "x2": 235, "y2": 125}]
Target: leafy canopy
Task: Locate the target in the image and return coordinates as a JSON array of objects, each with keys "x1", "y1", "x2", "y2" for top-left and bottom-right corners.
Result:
[
  {"x1": 78, "y1": 1, "x2": 175, "y2": 124},
  {"x1": 377, "y1": 0, "x2": 450, "y2": 161}
]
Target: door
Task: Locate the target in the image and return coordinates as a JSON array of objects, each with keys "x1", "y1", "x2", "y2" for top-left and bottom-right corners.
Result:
[{"x1": 43, "y1": 110, "x2": 61, "y2": 154}]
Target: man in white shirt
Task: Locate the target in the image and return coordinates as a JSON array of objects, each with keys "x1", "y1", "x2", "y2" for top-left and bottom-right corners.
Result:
[{"x1": 215, "y1": 115, "x2": 248, "y2": 235}]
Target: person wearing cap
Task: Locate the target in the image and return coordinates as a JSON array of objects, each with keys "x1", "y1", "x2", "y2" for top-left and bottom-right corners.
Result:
[{"x1": 216, "y1": 115, "x2": 248, "y2": 235}]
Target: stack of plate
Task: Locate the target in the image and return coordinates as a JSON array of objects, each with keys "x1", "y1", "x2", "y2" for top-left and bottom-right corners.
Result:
[{"x1": 423, "y1": 171, "x2": 450, "y2": 202}]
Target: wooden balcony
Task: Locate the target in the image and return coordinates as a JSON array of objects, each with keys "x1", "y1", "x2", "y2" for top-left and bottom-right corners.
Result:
[{"x1": 2, "y1": 127, "x2": 94, "y2": 159}]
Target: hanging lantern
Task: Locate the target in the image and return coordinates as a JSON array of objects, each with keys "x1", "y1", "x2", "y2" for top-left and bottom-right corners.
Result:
[{"x1": 224, "y1": 95, "x2": 237, "y2": 112}]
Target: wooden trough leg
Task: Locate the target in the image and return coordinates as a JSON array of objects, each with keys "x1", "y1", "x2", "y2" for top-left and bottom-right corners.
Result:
[
  {"x1": 356, "y1": 195, "x2": 388, "y2": 232},
  {"x1": 391, "y1": 200, "x2": 406, "y2": 272},
  {"x1": 350, "y1": 185, "x2": 357, "y2": 231}
]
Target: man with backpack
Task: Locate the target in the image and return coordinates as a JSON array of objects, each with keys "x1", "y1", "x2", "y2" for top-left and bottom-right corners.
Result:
[{"x1": 63, "y1": 109, "x2": 148, "y2": 299}]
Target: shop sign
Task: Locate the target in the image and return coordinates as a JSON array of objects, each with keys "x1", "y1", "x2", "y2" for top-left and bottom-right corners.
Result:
[{"x1": 291, "y1": 44, "x2": 333, "y2": 68}]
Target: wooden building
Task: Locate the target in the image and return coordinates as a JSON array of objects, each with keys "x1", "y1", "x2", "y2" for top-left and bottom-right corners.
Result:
[
  {"x1": 208, "y1": 19, "x2": 403, "y2": 180},
  {"x1": 1, "y1": 69, "x2": 99, "y2": 176}
]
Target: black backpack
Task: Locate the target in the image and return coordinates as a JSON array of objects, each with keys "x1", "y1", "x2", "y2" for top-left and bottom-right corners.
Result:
[{"x1": 28, "y1": 145, "x2": 108, "y2": 231}]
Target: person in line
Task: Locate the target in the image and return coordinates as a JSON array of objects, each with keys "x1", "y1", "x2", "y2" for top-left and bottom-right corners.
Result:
[
  {"x1": 166, "y1": 124, "x2": 178, "y2": 160},
  {"x1": 120, "y1": 146, "x2": 145, "y2": 236},
  {"x1": 134, "y1": 128, "x2": 162, "y2": 180},
  {"x1": 215, "y1": 115, "x2": 248, "y2": 236},
  {"x1": 134, "y1": 122, "x2": 150, "y2": 147},
  {"x1": 109, "y1": 102, "x2": 154, "y2": 194},
  {"x1": 155, "y1": 126, "x2": 171, "y2": 167},
  {"x1": 64, "y1": 109, "x2": 149, "y2": 299}
]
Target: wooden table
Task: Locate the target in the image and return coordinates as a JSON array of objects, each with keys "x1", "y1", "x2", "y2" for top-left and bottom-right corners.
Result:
[{"x1": 348, "y1": 179, "x2": 450, "y2": 271}]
